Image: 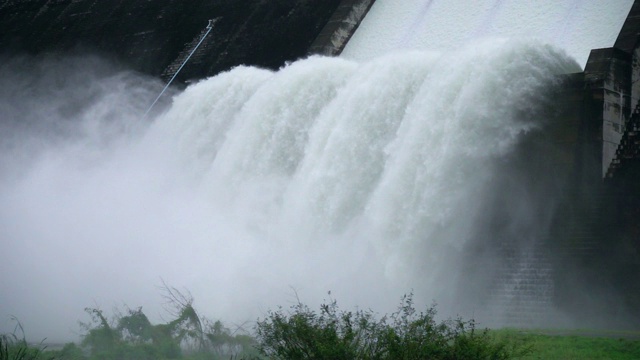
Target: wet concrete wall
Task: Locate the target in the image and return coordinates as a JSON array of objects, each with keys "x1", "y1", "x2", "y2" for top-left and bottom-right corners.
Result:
[
  {"x1": 0, "y1": 0, "x2": 342, "y2": 81},
  {"x1": 307, "y1": 0, "x2": 375, "y2": 56},
  {"x1": 545, "y1": 3, "x2": 640, "y2": 324}
]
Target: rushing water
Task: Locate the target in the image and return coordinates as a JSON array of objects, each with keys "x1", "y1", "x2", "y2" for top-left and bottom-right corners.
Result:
[{"x1": 0, "y1": 40, "x2": 580, "y2": 341}]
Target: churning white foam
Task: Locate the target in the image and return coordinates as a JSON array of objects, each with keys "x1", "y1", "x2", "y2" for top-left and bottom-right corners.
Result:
[{"x1": 0, "y1": 40, "x2": 579, "y2": 341}]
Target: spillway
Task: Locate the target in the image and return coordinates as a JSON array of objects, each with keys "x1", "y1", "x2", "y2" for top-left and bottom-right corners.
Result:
[{"x1": 342, "y1": 0, "x2": 634, "y2": 68}]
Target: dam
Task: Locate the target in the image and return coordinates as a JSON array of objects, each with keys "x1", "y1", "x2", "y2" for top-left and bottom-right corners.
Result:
[{"x1": 0, "y1": 0, "x2": 639, "y2": 341}]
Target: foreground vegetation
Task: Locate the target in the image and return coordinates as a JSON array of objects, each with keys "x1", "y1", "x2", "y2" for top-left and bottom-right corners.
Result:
[
  {"x1": 1, "y1": 332, "x2": 53, "y2": 360},
  {"x1": 491, "y1": 329, "x2": 640, "y2": 360},
  {"x1": 255, "y1": 294, "x2": 527, "y2": 359},
  {"x1": 51, "y1": 286, "x2": 258, "y2": 360},
  {"x1": 3, "y1": 290, "x2": 640, "y2": 359}
]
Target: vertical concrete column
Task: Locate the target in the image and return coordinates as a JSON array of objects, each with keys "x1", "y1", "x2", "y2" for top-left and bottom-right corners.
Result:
[
  {"x1": 584, "y1": 48, "x2": 632, "y2": 178},
  {"x1": 615, "y1": 0, "x2": 640, "y2": 107}
]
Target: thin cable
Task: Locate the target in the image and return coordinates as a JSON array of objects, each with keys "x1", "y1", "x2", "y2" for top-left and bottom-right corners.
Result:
[{"x1": 143, "y1": 19, "x2": 216, "y2": 118}]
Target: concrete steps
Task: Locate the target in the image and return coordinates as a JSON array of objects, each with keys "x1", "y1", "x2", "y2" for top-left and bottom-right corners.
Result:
[{"x1": 605, "y1": 101, "x2": 640, "y2": 179}]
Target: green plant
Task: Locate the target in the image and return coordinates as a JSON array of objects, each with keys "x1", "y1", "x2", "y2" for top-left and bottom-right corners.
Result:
[
  {"x1": 255, "y1": 293, "x2": 531, "y2": 360},
  {"x1": 71, "y1": 284, "x2": 259, "y2": 359},
  {"x1": 0, "y1": 333, "x2": 53, "y2": 360}
]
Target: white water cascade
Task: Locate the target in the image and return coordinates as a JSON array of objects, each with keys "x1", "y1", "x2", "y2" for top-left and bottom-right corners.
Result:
[{"x1": 1, "y1": 39, "x2": 580, "y2": 340}]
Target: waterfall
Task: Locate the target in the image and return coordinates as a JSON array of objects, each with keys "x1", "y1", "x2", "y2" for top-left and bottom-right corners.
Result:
[{"x1": 0, "y1": 38, "x2": 583, "y2": 341}]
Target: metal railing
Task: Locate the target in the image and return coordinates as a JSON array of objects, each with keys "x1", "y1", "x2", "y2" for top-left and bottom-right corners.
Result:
[{"x1": 143, "y1": 19, "x2": 217, "y2": 118}]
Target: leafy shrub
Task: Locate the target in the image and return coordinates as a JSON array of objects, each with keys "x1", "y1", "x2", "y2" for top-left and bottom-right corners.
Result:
[
  {"x1": 65, "y1": 285, "x2": 259, "y2": 360},
  {"x1": 255, "y1": 293, "x2": 530, "y2": 360},
  {"x1": 0, "y1": 333, "x2": 53, "y2": 360}
]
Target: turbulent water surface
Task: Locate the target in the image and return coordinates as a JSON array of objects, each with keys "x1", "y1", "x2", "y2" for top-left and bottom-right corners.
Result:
[{"x1": 0, "y1": 41, "x2": 580, "y2": 341}]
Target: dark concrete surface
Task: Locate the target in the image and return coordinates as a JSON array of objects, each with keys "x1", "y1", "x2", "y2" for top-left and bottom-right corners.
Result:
[{"x1": 0, "y1": 0, "x2": 341, "y2": 81}]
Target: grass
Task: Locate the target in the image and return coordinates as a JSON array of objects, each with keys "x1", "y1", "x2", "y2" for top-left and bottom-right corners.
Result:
[
  {"x1": 1, "y1": 334, "x2": 53, "y2": 360},
  {"x1": 6, "y1": 327, "x2": 640, "y2": 359},
  {"x1": 491, "y1": 329, "x2": 640, "y2": 360}
]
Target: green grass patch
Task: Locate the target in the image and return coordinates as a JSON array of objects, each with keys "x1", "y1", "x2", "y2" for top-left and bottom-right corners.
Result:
[{"x1": 491, "y1": 329, "x2": 640, "y2": 360}]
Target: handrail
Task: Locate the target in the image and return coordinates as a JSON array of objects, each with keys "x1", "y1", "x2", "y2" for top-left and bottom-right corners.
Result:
[{"x1": 143, "y1": 19, "x2": 218, "y2": 118}]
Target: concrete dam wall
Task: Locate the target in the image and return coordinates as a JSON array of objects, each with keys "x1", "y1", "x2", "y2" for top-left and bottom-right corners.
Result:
[{"x1": 0, "y1": 0, "x2": 346, "y2": 81}]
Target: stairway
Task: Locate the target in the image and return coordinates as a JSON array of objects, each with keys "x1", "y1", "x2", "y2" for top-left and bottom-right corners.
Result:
[{"x1": 604, "y1": 101, "x2": 640, "y2": 179}]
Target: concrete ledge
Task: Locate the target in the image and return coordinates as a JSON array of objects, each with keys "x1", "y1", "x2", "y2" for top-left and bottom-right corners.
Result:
[{"x1": 307, "y1": 0, "x2": 375, "y2": 56}]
